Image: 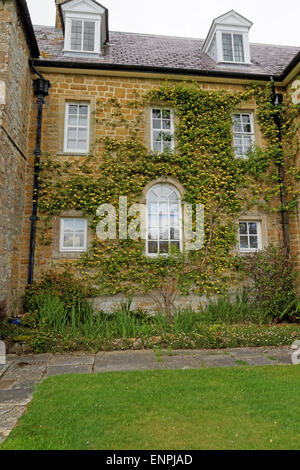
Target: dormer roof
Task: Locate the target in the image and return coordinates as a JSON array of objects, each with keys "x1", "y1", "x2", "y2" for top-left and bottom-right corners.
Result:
[
  {"x1": 58, "y1": 0, "x2": 109, "y2": 43},
  {"x1": 203, "y1": 10, "x2": 253, "y2": 51}
]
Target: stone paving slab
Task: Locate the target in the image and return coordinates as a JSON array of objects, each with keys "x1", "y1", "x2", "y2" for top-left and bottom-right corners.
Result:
[
  {"x1": 94, "y1": 350, "x2": 162, "y2": 372},
  {"x1": 45, "y1": 365, "x2": 93, "y2": 378},
  {"x1": 15, "y1": 354, "x2": 53, "y2": 363},
  {"x1": 0, "y1": 405, "x2": 27, "y2": 431},
  {"x1": 4, "y1": 362, "x2": 47, "y2": 382},
  {"x1": 202, "y1": 355, "x2": 243, "y2": 368},
  {"x1": 49, "y1": 354, "x2": 94, "y2": 366},
  {"x1": 242, "y1": 355, "x2": 280, "y2": 366},
  {"x1": 0, "y1": 388, "x2": 33, "y2": 405}
]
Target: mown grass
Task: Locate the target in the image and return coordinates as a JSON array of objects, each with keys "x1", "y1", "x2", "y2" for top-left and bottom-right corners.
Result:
[{"x1": 1, "y1": 366, "x2": 300, "y2": 450}]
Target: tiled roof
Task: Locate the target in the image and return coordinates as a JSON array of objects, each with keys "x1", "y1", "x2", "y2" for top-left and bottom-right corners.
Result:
[{"x1": 33, "y1": 26, "x2": 299, "y2": 78}]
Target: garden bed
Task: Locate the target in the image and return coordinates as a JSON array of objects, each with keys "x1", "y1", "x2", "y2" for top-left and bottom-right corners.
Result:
[{"x1": 1, "y1": 319, "x2": 300, "y2": 354}]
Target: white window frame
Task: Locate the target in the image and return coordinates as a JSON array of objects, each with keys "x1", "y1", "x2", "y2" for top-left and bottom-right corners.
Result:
[
  {"x1": 69, "y1": 18, "x2": 96, "y2": 53},
  {"x1": 64, "y1": 103, "x2": 90, "y2": 154},
  {"x1": 60, "y1": 218, "x2": 87, "y2": 252},
  {"x1": 146, "y1": 183, "x2": 183, "y2": 257},
  {"x1": 221, "y1": 32, "x2": 246, "y2": 63},
  {"x1": 238, "y1": 221, "x2": 262, "y2": 253},
  {"x1": 233, "y1": 112, "x2": 255, "y2": 159},
  {"x1": 150, "y1": 107, "x2": 175, "y2": 152},
  {"x1": 64, "y1": 16, "x2": 101, "y2": 56}
]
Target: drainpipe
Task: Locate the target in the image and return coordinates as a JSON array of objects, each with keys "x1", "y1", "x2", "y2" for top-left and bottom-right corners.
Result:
[
  {"x1": 270, "y1": 76, "x2": 290, "y2": 258},
  {"x1": 28, "y1": 77, "x2": 51, "y2": 284}
]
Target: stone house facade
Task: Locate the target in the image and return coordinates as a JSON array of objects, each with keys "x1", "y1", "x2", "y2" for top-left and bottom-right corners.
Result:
[
  {"x1": 0, "y1": 0, "x2": 39, "y2": 316},
  {"x1": 0, "y1": 0, "x2": 300, "y2": 314}
]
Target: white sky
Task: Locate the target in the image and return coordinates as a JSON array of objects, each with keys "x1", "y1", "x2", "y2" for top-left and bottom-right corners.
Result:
[{"x1": 26, "y1": 0, "x2": 300, "y2": 47}]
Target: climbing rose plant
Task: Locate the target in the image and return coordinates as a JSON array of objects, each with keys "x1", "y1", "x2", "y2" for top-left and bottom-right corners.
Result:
[{"x1": 37, "y1": 82, "x2": 300, "y2": 314}]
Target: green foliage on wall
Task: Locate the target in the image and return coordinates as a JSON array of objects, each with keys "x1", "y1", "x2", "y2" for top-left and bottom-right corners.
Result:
[{"x1": 37, "y1": 82, "x2": 300, "y2": 310}]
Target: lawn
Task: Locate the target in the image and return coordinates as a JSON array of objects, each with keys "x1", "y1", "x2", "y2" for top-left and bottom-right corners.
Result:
[{"x1": 1, "y1": 365, "x2": 300, "y2": 450}]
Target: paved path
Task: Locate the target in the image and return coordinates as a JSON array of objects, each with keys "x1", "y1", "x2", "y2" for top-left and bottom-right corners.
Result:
[{"x1": 0, "y1": 345, "x2": 295, "y2": 443}]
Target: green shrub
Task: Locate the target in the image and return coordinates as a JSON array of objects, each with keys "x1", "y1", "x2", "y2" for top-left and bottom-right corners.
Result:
[
  {"x1": 23, "y1": 270, "x2": 95, "y2": 320},
  {"x1": 35, "y1": 292, "x2": 68, "y2": 333},
  {"x1": 198, "y1": 291, "x2": 265, "y2": 324},
  {"x1": 236, "y1": 246, "x2": 297, "y2": 322}
]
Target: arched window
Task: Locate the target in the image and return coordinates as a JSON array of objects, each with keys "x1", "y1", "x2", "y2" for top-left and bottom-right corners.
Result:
[{"x1": 146, "y1": 183, "x2": 182, "y2": 256}]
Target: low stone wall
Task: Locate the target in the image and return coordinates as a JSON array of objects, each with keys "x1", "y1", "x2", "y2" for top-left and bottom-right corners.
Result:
[{"x1": 91, "y1": 292, "x2": 210, "y2": 314}]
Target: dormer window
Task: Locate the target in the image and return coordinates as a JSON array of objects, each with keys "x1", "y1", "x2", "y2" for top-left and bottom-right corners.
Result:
[
  {"x1": 202, "y1": 10, "x2": 252, "y2": 65},
  {"x1": 58, "y1": 0, "x2": 109, "y2": 57},
  {"x1": 70, "y1": 19, "x2": 96, "y2": 52},
  {"x1": 222, "y1": 33, "x2": 244, "y2": 63}
]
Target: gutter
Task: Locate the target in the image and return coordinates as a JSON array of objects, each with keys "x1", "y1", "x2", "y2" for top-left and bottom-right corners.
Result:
[
  {"x1": 30, "y1": 59, "x2": 279, "y2": 82},
  {"x1": 270, "y1": 76, "x2": 290, "y2": 257},
  {"x1": 27, "y1": 76, "x2": 51, "y2": 285}
]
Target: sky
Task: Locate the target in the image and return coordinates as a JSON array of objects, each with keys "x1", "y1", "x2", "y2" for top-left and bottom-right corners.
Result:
[{"x1": 26, "y1": 0, "x2": 300, "y2": 47}]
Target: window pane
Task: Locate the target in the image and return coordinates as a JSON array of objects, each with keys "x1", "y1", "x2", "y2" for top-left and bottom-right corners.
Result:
[
  {"x1": 162, "y1": 133, "x2": 172, "y2": 142},
  {"x1": 159, "y1": 203, "x2": 168, "y2": 215},
  {"x1": 248, "y1": 222, "x2": 258, "y2": 234},
  {"x1": 64, "y1": 219, "x2": 75, "y2": 232},
  {"x1": 242, "y1": 114, "x2": 251, "y2": 124},
  {"x1": 148, "y1": 241, "x2": 158, "y2": 254},
  {"x1": 222, "y1": 33, "x2": 233, "y2": 61},
  {"x1": 78, "y1": 128, "x2": 88, "y2": 140},
  {"x1": 148, "y1": 202, "x2": 158, "y2": 213},
  {"x1": 68, "y1": 115, "x2": 77, "y2": 126},
  {"x1": 153, "y1": 131, "x2": 162, "y2": 141},
  {"x1": 170, "y1": 227, "x2": 180, "y2": 240},
  {"x1": 159, "y1": 228, "x2": 169, "y2": 240},
  {"x1": 148, "y1": 215, "x2": 157, "y2": 228},
  {"x1": 233, "y1": 34, "x2": 244, "y2": 62},
  {"x1": 83, "y1": 21, "x2": 95, "y2": 52},
  {"x1": 75, "y1": 219, "x2": 86, "y2": 232},
  {"x1": 153, "y1": 119, "x2": 161, "y2": 129},
  {"x1": 63, "y1": 233, "x2": 74, "y2": 248},
  {"x1": 234, "y1": 136, "x2": 242, "y2": 146},
  {"x1": 152, "y1": 109, "x2": 161, "y2": 119},
  {"x1": 74, "y1": 233, "x2": 84, "y2": 248},
  {"x1": 78, "y1": 140, "x2": 88, "y2": 149},
  {"x1": 79, "y1": 115, "x2": 88, "y2": 126},
  {"x1": 69, "y1": 105, "x2": 78, "y2": 115},
  {"x1": 162, "y1": 119, "x2": 171, "y2": 130},
  {"x1": 239, "y1": 236, "x2": 249, "y2": 249},
  {"x1": 148, "y1": 228, "x2": 158, "y2": 241},
  {"x1": 79, "y1": 106, "x2": 88, "y2": 115},
  {"x1": 169, "y1": 191, "x2": 178, "y2": 201},
  {"x1": 71, "y1": 20, "x2": 82, "y2": 51},
  {"x1": 153, "y1": 142, "x2": 161, "y2": 151},
  {"x1": 159, "y1": 241, "x2": 169, "y2": 254},
  {"x1": 243, "y1": 136, "x2": 252, "y2": 152},
  {"x1": 67, "y1": 140, "x2": 77, "y2": 149},
  {"x1": 170, "y1": 241, "x2": 180, "y2": 251},
  {"x1": 162, "y1": 142, "x2": 171, "y2": 151},
  {"x1": 162, "y1": 110, "x2": 171, "y2": 119},
  {"x1": 239, "y1": 222, "x2": 247, "y2": 235},
  {"x1": 250, "y1": 236, "x2": 258, "y2": 249},
  {"x1": 68, "y1": 128, "x2": 77, "y2": 139}
]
